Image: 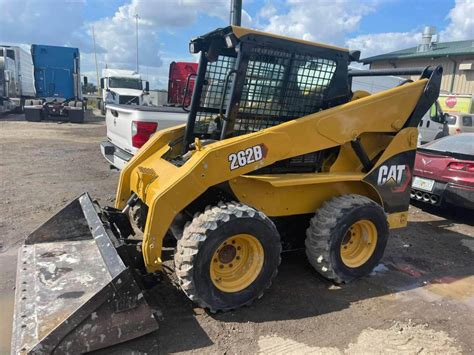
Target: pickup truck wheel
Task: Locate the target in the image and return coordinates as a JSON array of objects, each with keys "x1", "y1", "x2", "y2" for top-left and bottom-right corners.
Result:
[
  {"x1": 175, "y1": 202, "x2": 281, "y2": 312},
  {"x1": 130, "y1": 202, "x2": 175, "y2": 245},
  {"x1": 130, "y1": 201, "x2": 148, "y2": 232}
]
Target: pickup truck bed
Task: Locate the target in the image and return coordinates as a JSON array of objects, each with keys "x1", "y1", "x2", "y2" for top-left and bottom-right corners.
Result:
[{"x1": 101, "y1": 104, "x2": 187, "y2": 169}]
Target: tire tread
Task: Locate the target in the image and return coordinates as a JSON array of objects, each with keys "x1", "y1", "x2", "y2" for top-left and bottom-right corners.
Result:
[
  {"x1": 175, "y1": 202, "x2": 281, "y2": 312},
  {"x1": 305, "y1": 194, "x2": 381, "y2": 283}
]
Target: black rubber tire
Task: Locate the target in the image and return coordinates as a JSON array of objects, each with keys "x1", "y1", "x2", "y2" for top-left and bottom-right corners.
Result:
[
  {"x1": 130, "y1": 202, "x2": 148, "y2": 232},
  {"x1": 174, "y1": 202, "x2": 281, "y2": 312},
  {"x1": 305, "y1": 194, "x2": 389, "y2": 283}
]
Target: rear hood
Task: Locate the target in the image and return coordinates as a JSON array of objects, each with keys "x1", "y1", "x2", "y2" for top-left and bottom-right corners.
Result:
[
  {"x1": 414, "y1": 151, "x2": 449, "y2": 179},
  {"x1": 110, "y1": 88, "x2": 143, "y2": 97},
  {"x1": 414, "y1": 150, "x2": 473, "y2": 186}
]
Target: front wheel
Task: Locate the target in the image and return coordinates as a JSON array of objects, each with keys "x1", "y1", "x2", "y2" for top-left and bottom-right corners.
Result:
[
  {"x1": 174, "y1": 202, "x2": 281, "y2": 312},
  {"x1": 305, "y1": 194, "x2": 389, "y2": 283}
]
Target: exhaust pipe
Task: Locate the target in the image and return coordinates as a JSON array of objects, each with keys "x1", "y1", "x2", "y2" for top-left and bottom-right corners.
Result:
[
  {"x1": 415, "y1": 191, "x2": 423, "y2": 200},
  {"x1": 422, "y1": 193, "x2": 431, "y2": 202},
  {"x1": 410, "y1": 190, "x2": 416, "y2": 199},
  {"x1": 430, "y1": 195, "x2": 439, "y2": 204}
]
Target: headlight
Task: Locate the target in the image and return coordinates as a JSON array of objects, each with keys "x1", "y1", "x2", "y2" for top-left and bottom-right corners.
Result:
[
  {"x1": 225, "y1": 35, "x2": 234, "y2": 48},
  {"x1": 225, "y1": 34, "x2": 237, "y2": 48},
  {"x1": 189, "y1": 41, "x2": 201, "y2": 54}
]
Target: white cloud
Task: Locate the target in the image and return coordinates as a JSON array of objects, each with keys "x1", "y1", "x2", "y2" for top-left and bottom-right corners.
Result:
[
  {"x1": 0, "y1": 0, "x2": 238, "y2": 88},
  {"x1": 441, "y1": 0, "x2": 474, "y2": 41},
  {"x1": 0, "y1": 0, "x2": 90, "y2": 50},
  {"x1": 87, "y1": 0, "x2": 236, "y2": 88},
  {"x1": 258, "y1": 3, "x2": 277, "y2": 18},
  {"x1": 347, "y1": 0, "x2": 474, "y2": 60},
  {"x1": 347, "y1": 32, "x2": 420, "y2": 59},
  {"x1": 258, "y1": 0, "x2": 377, "y2": 45}
]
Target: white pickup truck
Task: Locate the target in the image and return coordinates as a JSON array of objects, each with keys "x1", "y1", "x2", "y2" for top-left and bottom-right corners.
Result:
[{"x1": 101, "y1": 104, "x2": 188, "y2": 169}]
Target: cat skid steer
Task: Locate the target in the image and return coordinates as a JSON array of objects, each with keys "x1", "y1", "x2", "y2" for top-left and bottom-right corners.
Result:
[{"x1": 12, "y1": 26, "x2": 442, "y2": 353}]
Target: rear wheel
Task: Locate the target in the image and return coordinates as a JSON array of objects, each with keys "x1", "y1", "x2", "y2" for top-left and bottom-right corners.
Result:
[
  {"x1": 174, "y1": 202, "x2": 281, "y2": 312},
  {"x1": 305, "y1": 194, "x2": 389, "y2": 283}
]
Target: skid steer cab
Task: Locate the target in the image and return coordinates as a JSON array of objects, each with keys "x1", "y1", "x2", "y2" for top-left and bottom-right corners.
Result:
[{"x1": 12, "y1": 25, "x2": 442, "y2": 353}]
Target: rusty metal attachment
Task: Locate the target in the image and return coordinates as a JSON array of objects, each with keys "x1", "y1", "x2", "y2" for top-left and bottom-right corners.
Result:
[{"x1": 11, "y1": 194, "x2": 158, "y2": 354}]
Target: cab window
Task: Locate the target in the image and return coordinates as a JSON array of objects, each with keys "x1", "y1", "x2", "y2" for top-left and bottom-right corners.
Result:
[
  {"x1": 462, "y1": 116, "x2": 472, "y2": 127},
  {"x1": 6, "y1": 49, "x2": 15, "y2": 60}
]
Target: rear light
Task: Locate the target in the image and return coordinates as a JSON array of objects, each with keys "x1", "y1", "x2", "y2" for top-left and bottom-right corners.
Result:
[
  {"x1": 132, "y1": 121, "x2": 158, "y2": 148},
  {"x1": 456, "y1": 128, "x2": 461, "y2": 134},
  {"x1": 448, "y1": 162, "x2": 474, "y2": 172}
]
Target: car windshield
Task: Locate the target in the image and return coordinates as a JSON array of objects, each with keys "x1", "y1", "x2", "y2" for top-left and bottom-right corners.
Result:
[
  {"x1": 109, "y1": 77, "x2": 142, "y2": 90},
  {"x1": 421, "y1": 134, "x2": 474, "y2": 155}
]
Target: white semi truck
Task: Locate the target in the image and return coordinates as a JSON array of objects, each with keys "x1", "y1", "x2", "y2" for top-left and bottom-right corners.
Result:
[
  {"x1": 99, "y1": 69, "x2": 150, "y2": 115},
  {"x1": 0, "y1": 45, "x2": 35, "y2": 114}
]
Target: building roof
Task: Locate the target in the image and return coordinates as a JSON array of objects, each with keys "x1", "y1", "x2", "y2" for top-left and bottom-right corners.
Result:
[{"x1": 361, "y1": 39, "x2": 474, "y2": 64}]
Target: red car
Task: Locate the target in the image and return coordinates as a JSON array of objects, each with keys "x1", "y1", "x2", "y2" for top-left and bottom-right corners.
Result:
[{"x1": 411, "y1": 133, "x2": 474, "y2": 209}]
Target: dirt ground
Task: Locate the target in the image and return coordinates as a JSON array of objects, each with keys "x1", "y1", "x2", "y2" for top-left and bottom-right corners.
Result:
[{"x1": 0, "y1": 111, "x2": 473, "y2": 354}]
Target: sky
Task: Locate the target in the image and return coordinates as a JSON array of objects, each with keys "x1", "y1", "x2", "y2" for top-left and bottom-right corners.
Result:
[{"x1": 1, "y1": 0, "x2": 472, "y2": 89}]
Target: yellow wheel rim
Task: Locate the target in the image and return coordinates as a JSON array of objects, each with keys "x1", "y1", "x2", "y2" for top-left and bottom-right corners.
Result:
[
  {"x1": 340, "y1": 220, "x2": 377, "y2": 268},
  {"x1": 210, "y1": 234, "x2": 264, "y2": 293}
]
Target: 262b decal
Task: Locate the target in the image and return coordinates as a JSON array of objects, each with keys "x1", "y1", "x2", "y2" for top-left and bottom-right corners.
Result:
[{"x1": 229, "y1": 145, "x2": 264, "y2": 170}]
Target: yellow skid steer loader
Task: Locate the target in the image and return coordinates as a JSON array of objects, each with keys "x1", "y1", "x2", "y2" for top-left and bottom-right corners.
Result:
[{"x1": 12, "y1": 26, "x2": 442, "y2": 353}]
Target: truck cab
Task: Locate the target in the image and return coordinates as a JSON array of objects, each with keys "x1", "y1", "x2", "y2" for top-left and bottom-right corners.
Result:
[
  {"x1": 418, "y1": 101, "x2": 449, "y2": 145},
  {"x1": 100, "y1": 69, "x2": 150, "y2": 114}
]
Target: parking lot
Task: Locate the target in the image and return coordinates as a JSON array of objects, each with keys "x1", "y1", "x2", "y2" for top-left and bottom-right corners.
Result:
[{"x1": 0, "y1": 110, "x2": 473, "y2": 354}]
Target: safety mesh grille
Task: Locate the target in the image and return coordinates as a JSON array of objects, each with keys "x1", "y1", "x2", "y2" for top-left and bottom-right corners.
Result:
[
  {"x1": 231, "y1": 47, "x2": 337, "y2": 136},
  {"x1": 194, "y1": 55, "x2": 236, "y2": 135},
  {"x1": 192, "y1": 47, "x2": 337, "y2": 138}
]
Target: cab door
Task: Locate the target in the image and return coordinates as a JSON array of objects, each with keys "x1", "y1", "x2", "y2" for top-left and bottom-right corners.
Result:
[{"x1": 418, "y1": 104, "x2": 447, "y2": 144}]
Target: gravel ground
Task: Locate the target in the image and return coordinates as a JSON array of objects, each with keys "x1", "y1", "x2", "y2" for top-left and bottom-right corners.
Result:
[{"x1": 0, "y1": 111, "x2": 473, "y2": 354}]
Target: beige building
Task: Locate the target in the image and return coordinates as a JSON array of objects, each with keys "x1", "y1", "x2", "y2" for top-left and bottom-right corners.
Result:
[{"x1": 362, "y1": 28, "x2": 474, "y2": 95}]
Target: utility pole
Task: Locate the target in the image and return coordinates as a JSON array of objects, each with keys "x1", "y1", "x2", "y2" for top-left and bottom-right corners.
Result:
[
  {"x1": 135, "y1": 14, "x2": 139, "y2": 73},
  {"x1": 92, "y1": 25, "x2": 100, "y2": 95},
  {"x1": 230, "y1": 0, "x2": 242, "y2": 26}
]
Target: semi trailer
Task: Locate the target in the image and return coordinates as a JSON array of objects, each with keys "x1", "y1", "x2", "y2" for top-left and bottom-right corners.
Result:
[
  {"x1": 0, "y1": 45, "x2": 35, "y2": 114},
  {"x1": 24, "y1": 44, "x2": 86, "y2": 123}
]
